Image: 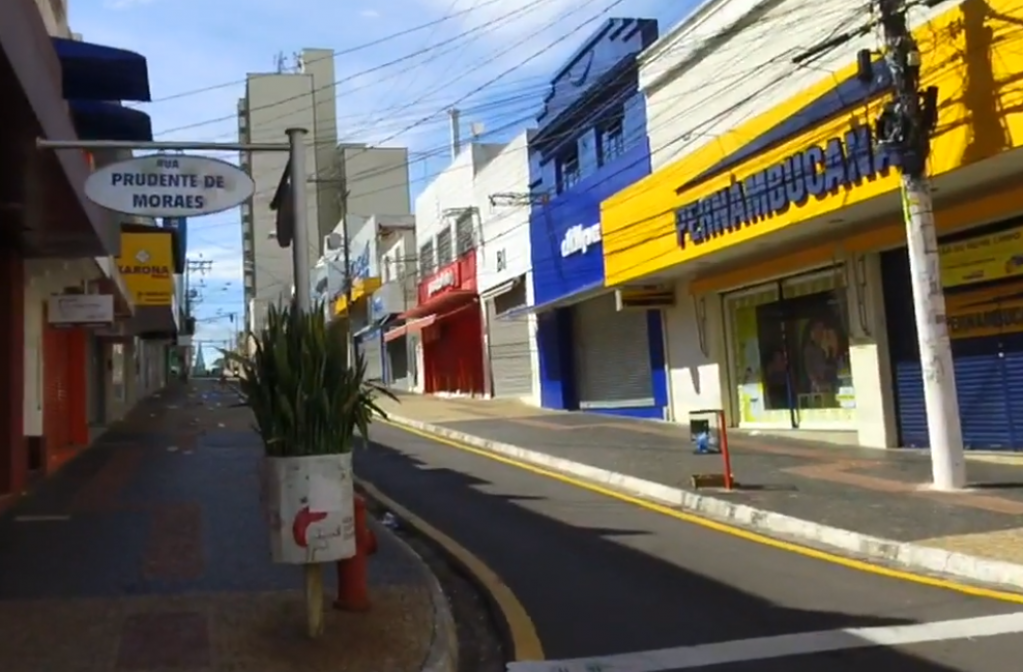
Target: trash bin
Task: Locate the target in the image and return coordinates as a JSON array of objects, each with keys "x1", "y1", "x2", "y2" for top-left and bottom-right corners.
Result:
[{"x1": 689, "y1": 409, "x2": 721, "y2": 454}]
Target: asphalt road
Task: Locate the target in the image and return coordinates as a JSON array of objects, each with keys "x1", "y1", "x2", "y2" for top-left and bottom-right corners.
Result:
[{"x1": 357, "y1": 423, "x2": 1023, "y2": 672}]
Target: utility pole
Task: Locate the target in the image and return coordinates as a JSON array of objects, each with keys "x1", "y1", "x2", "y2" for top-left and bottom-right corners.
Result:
[
  {"x1": 184, "y1": 258, "x2": 213, "y2": 320},
  {"x1": 876, "y1": 0, "x2": 964, "y2": 489},
  {"x1": 339, "y1": 187, "x2": 355, "y2": 365}
]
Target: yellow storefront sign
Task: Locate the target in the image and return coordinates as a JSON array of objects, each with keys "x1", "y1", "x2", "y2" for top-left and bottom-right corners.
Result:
[
  {"x1": 116, "y1": 231, "x2": 174, "y2": 306},
  {"x1": 601, "y1": 0, "x2": 1023, "y2": 287},
  {"x1": 333, "y1": 276, "x2": 382, "y2": 317},
  {"x1": 947, "y1": 280, "x2": 1023, "y2": 340},
  {"x1": 939, "y1": 224, "x2": 1023, "y2": 288}
]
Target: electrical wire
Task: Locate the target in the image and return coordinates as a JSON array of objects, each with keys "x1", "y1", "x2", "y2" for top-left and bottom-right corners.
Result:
[{"x1": 186, "y1": 1, "x2": 876, "y2": 325}]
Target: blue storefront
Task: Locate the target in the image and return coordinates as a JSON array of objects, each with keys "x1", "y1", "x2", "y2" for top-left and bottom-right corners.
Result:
[{"x1": 526, "y1": 18, "x2": 668, "y2": 418}]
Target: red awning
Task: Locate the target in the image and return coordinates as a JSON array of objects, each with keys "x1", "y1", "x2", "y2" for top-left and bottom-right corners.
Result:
[{"x1": 400, "y1": 289, "x2": 476, "y2": 320}]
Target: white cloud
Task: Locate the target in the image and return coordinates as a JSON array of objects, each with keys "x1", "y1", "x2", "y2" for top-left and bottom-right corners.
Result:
[{"x1": 360, "y1": 9, "x2": 381, "y2": 18}]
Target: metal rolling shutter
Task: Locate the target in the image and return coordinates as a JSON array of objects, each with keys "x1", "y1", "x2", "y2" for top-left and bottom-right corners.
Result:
[
  {"x1": 883, "y1": 248, "x2": 1017, "y2": 449},
  {"x1": 488, "y1": 282, "x2": 532, "y2": 398},
  {"x1": 358, "y1": 331, "x2": 385, "y2": 383},
  {"x1": 573, "y1": 292, "x2": 654, "y2": 409}
]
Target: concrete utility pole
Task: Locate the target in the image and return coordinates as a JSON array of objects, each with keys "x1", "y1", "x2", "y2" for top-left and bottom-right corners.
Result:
[
  {"x1": 338, "y1": 188, "x2": 355, "y2": 365},
  {"x1": 876, "y1": 0, "x2": 964, "y2": 489}
]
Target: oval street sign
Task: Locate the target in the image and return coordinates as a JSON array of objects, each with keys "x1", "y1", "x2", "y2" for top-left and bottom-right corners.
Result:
[{"x1": 84, "y1": 154, "x2": 255, "y2": 218}]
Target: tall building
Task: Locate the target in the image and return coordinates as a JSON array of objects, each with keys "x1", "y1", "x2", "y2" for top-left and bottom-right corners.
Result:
[
  {"x1": 237, "y1": 48, "x2": 339, "y2": 331},
  {"x1": 237, "y1": 50, "x2": 413, "y2": 332}
]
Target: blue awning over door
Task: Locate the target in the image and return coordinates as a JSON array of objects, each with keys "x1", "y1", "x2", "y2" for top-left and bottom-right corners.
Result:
[
  {"x1": 68, "y1": 100, "x2": 153, "y2": 141},
  {"x1": 52, "y1": 37, "x2": 151, "y2": 102}
]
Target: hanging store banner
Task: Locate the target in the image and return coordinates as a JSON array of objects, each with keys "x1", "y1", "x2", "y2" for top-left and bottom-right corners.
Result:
[
  {"x1": 85, "y1": 154, "x2": 254, "y2": 217},
  {"x1": 939, "y1": 224, "x2": 1023, "y2": 288},
  {"x1": 116, "y1": 231, "x2": 175, "y2": 306},
  {"x1": 945, "y1": 279, "x2": 1023, "y2": 340}
]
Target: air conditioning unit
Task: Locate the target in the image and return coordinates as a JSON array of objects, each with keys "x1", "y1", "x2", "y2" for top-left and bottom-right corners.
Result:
[
  {"x1": 324, "y1": 233, "x2": 343, "y2": 252},
  {"x1": 615, "y1": 284, "x2": 675, "y2": 312}
]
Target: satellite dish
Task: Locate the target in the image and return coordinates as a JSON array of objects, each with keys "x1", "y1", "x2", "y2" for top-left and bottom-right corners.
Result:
[{"x1": 470, "y1": 122, "x2": 485, "y2": 138}]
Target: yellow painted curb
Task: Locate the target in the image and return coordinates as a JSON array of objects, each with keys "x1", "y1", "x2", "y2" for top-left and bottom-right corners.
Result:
[
  {"x1": 357, "y1": 477, "x2": 545, "y2": 661},
  {"x1": 381, "y1": 419, "x2": 1023, "y2": 605}
]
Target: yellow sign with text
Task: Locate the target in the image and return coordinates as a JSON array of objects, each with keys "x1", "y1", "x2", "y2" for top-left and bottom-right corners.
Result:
[
  {"x1": 601, "y1": 0, "x2": 1023, "y2": 287},
  {"x1": 939, "y1": 225, "x2": 1023, "y2": 288},
  {"x1": 116, "y1": 231, "x2": 174, "y2": 306},
  {"x1": 947, "y1": 280, "x2": 1023, "y2": 340}
]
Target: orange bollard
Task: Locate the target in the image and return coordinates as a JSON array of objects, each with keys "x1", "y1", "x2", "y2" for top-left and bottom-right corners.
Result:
[{"x1": 333, "y1": 493, "x2": 377, "y2": 612}]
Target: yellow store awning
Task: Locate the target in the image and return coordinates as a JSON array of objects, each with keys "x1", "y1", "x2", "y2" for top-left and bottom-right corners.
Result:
[{"x1": 333, "y1": 276, "x2": 382, "y2": 317}]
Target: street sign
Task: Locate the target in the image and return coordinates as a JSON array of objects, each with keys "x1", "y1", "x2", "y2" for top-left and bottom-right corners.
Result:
[{"x1": 85, "y1": 154, "x2": 255, "y2": 218}]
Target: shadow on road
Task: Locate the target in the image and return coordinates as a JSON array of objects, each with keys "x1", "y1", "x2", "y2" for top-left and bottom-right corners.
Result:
[{"x1": 357, "y1": 438, "x2": 1011, "y2": 671}]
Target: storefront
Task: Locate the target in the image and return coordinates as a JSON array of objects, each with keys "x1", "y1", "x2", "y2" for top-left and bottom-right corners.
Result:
[
  {"x1": 884, "y1": 217, "x2": 1023, "y2": 449},
  {"x1": 528, "y1": 140, "x2": 668, "y2": 418},
  {"x1": 387, "y1": 253, "x2": 483, "y2": 395},
  {"x1": 483, "y1": 279, "x2": 532, "y2": 399},
  {"x1": 600, "y1": 0, "x2": 1023, "y2": 445},
  {"x1": 722, "y1": 266, "x2": 856, "y2": 430}
]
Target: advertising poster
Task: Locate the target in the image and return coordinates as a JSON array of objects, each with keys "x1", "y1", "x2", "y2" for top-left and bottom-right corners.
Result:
[{"x1": 733, "y1": 305, "x2": 766, "y2": 423}]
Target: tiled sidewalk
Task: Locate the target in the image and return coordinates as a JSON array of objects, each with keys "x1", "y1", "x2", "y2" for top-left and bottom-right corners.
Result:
[
  {"x1": 376, "y1": 393, "x2": 1023, "y2": 587},
  {"x1": 0, "y1": 382, "x2": 450, "y2": 672}
]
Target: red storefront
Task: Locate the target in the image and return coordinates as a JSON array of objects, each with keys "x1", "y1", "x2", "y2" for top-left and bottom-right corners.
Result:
[{"x1": 394, "y1": 253, "x2": 484, "y2": 395}]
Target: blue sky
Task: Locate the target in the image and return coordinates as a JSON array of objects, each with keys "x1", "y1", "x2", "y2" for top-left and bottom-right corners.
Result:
[{"x1": 69, "y1": 0, "x2": 697, "y2": 365}]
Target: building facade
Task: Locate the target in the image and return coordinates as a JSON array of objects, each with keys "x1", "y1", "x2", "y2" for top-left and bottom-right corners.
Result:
[
  {"x1": 527, "y1": 18, "x2": 668, "y2": 418},
  {"x1": 1, "y1": 0, "x2": 179, "y2": 506},
  {"x1": 238, "y1": 49, "x2": 338, "y2": 330},
  {"x1": 601, "y1": 0, "x2": 1023, "y2": 449},
  {"x1": 474, "y1": 131, "x2": 538, "y2": 401},
  {"x1": 375, "y1": 223, "x2": 418, "y2": 389},
  {"x1": 401, "y1": 140, "x2": 504, "y2": 395}
]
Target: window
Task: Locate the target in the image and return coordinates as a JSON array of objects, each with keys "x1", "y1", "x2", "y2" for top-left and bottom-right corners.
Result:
[
  {"x1": 436, "y1": 227, "x2": 453, "y2": 267},
  {"x1": 419, "y1": 241, "x2": 435, "y2": 278},
  {"x1": 455, "y1": 212, "x2": 475, "y2": 255},
  {"x1": 558, "y1": 146, "x2": 580, "y2": 193},
  {"x1": 599, "y1": 117, "x2": 625, "y2": 165}
]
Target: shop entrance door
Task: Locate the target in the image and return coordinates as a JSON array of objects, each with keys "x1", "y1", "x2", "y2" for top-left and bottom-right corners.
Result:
[{"x1": 726, "y1": 267, "x2": 857, "y2": 430}]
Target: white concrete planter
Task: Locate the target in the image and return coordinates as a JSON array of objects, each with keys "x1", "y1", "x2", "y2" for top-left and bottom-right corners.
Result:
[{"x1": 262, "y1": 453, "x2": 356, "y2": 564}]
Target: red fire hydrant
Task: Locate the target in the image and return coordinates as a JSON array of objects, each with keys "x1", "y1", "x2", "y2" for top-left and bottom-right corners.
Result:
[{"x1": 334, "y1": 493, "x2": 377, "y2": 611}]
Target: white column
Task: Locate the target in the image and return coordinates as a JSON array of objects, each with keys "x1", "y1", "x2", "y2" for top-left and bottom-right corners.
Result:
[
  {"x1": 664, "y1": 278, "x2": 724, "y2": 424},
  {"x1": 844, "y1": 253, "x2": 899, "y2": 448}
]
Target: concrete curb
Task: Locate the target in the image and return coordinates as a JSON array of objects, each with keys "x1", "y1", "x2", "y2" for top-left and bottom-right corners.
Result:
[
  {"x1": 387, "y1": 414, "x2": 1023, "y2": 592},
  {"x1": 369, "y1": 513, "x2": 458, "y2": 672}
]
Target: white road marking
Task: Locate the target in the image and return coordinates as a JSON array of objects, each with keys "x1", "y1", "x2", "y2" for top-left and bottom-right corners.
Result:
[
  {"x1": 14, "y1": 515, "x2": 70, "y2": 522},
  {"x1": 508, "y1": 612, "x2": 1023, "y2": 672}
]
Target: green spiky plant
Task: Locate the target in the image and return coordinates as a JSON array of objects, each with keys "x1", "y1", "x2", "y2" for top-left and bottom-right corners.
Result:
[{"x1": 223, "y1": 299, "x2": 396, "y2": 457}]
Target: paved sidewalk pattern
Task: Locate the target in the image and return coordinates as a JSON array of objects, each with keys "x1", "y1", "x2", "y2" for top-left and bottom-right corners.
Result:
[
  {"x1": 376, "y1": 393, "x2": 1023, "y2": 589},
  {"x1": 0, "y1": 383, "x2": 451, "y2": 672}
]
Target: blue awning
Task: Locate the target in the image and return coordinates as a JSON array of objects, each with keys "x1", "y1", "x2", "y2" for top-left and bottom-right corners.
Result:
[
  {"x1": 52, "y1": 37, "x2": 151, "y2": 102},
  {"x1": 500, "y1": 281, "x2": 606, "y2": 320},
  {"x1": 69, "y1": 100, "x2": 153, "y2": 142}
]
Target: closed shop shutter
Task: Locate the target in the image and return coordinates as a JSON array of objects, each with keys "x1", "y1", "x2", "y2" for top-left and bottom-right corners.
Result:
[
  {"x1": 386, "y1": 338, "x2": 411, "y2": 389},
  {"x1": 573, "y1": 292, "x2": 654, "y2": 409},
  {"x1": 883, "y1": 247, "x2": 1023, "y2": 449},
  {"x1": 358, "y1": 332, "x2": 385, "y2": 382},
  {"x1": 488, "y1": 282, "x2": 532, "y2": 399}
]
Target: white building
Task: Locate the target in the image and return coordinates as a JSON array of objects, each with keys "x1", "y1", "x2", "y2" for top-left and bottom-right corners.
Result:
[{"x1": 473, "y1": 130, "x2": 539, "y2": 401}]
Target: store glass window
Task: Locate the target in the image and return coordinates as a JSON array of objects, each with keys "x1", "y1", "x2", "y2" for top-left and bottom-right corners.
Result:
[{"x1": 727, "y1": 268, "x2": 856, "y2": 428}]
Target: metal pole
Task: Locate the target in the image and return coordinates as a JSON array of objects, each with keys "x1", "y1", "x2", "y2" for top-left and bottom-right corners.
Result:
[
  {"x1": 287, "y1": 128, "x2": 312, "y2": 312},
  {"x1": 340, "y1": 189, "x2": 355, "y2": 365},
  {"x1": 36, "y1": 139, "x2": 290, "y2": 152},
  {"x1": 877, "y1": 0, "x2": 964, "y2": 490}
]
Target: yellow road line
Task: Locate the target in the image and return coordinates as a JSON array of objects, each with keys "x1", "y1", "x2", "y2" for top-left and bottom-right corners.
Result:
[
  {"x1": 357, "y1": 477, "x2": 545, "y2": 662},
  {"x1": 381, "y1": 419, "x2": 1023, "y2": 605}
]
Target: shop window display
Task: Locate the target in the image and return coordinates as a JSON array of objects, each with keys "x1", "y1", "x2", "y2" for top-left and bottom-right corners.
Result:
[{"x1": 726, "y1": 268, "x2": 856, "y2": 428}]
